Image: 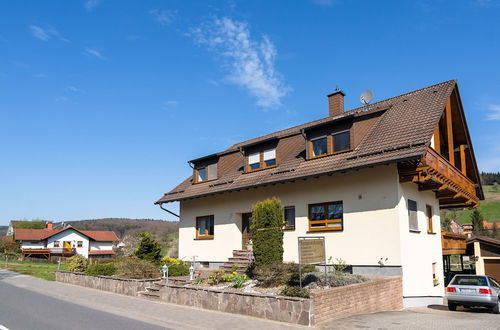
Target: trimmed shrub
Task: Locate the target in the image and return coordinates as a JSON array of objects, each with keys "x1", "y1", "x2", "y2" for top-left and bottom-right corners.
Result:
[
  {"x1": 316, "y1": 273, "x2": 367, "y2": 287},
  {"x1": 251, "y1": 197, "x2": 284, "y2": 268},
  {"x1": 66, "y1": 255, "x2": 88, "y2": 272},
  {"x1": 86, "y1": 262, "x2": 117, "y2": 276},
  {"x1": 134, "y1": 232, "x2": 163, "y2": 264},
  {"x1": 253, "y1": 262, "x2": 300, "y2": 287},
  {"x1": 115, "y1": 258, "x2": 159, "y2": 279},
  {"x1": 280, "y1": 286, "x2": 310, "y2": 298}
]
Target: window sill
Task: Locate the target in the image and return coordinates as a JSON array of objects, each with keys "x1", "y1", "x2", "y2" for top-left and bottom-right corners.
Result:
[
  {"x1": 193, "y1": 178, "x2": 217, "y2": 185},
  {"x1": 283, "y1": 227, "x2": 295, "y2": 231},
  {"x1": 306, "y1": 229, "x2": 343, "y2": 233},
  {"x1": 427, "y1": 232, "x2": 437, "y2": 235},
  {"x1": 194, "y1": 237, "x2": 214, "y2": 240},
  {"x1": 409, "y1": 230, "x2": 421, "y2": 233},
  {"x1": 244, "y1": 164, "x2": 277, "y2": 174},
  {"x1": 307, "y1": 149, "x2": 352, "y2": 161}
]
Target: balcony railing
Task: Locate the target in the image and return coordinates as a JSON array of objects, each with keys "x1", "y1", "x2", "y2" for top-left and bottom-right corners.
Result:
[
  {"x1": 50, "y1": 248, "x2": 77, "y2": 255},
  {"x1": 422, "y1": 147, "x2": 478, "y2": 201}
]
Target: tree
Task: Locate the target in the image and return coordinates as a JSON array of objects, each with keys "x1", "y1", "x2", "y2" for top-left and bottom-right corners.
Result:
[
  {"x1": 134, "y1": 232, "x2": 162, "y2": 264},
  {"x1": 440, "y1": 211, "x2": 453, "y2": 232},
  {"x1": 471, "y1": 209, "x2": 485, "y2": 236},
  {"x1": 492, "y1": 221, "x2": 499, "y2": 239},
  {"x1": 251, "y1": 197, "x2": 285, "y2": 268}
]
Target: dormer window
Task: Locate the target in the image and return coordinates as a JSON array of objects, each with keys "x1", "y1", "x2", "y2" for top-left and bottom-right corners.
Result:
[
  {"x1": 247, "y1": 148, "x2": 277, "y2": 172},
  {"x1": 195, "y1": 163, "x2": 217, "y2": 183},
  {"x1": 308, "y1": 130, "x2": 351, "y2": 159}
]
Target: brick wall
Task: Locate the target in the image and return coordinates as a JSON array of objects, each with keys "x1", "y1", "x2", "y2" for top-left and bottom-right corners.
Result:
[
  {"x1": 55, "y1": 271, "x2": 160, "y2": 296},
  {"x1": 311, "y1": 276, "x2": 403, "y2": 324}
]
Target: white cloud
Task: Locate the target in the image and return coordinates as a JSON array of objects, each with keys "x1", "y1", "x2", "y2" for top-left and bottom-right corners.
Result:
[
  {"x1": 84, "y1": 0, "x2": 100, "y2": 11},
  {"x1": 190, "y1": 17, "x2": 290, "y2": 109},
  {"x1": 66, "y1": 86, "x2": 84, "y2": 93},
  {"x1": 487, "y1": 104, "x2": 500, "y2": 120},
  {"x1": 29, "y1": 25, "x2": 69, "y2": 42},
  {"x1": 149, "y1": 9, "x2": 176, "y2": 25},
  {"x1": 84, "y1": 48, "x2": 105, "y2": 59},
  {"x1": 164, "y1": 100, "x2": 179, "y2": 107}
]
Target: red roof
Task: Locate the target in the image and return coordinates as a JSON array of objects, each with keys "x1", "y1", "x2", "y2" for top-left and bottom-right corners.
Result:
[
  {"x1": 13, "y1": 227, "x2": 119, "y2": 242},
  {"x1": 82, "y1": 231, "x2": 119, "y2": 242},
  {"x1": 88, "y1": 250, "x2": 115, "y2": 255}
]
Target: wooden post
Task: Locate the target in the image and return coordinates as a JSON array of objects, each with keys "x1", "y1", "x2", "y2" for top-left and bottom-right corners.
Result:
[
  {"x1": 433, "y1": 125, "x2": 440, "y2": 153},
  {"x1": 460, "y1": 144, "x2": 467, "y2": 175},
  {"x1": 445, "y1": 100, "x2": 454, "y2": 165}
]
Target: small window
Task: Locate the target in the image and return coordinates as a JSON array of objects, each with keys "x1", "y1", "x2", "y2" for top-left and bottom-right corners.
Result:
[
  {"x1": 284, "y1": 206, "x2": 295, "y2": 230},
  {"x1": 196, "y1": 215, "x2": 214, "y2": 239},
  {"x1": 308, "y1": 201, "x2": 343, "y2": 231},
  {"x1": 311, "y1": 136, "x2": 327, "y2": 158},
  {"x1": 195, "y1": 163, "x2": 217, "y2": 183},
  {"x1": 408, "y1": 199, "x2": 419, "y2": 232},
  {"x1": 247, "y1": 148, "x2": 277, "y2": 172},
  {"x1": 432, "y1": 262, "x2": 438, "y2": 286},
  {"x1": 332, "y1": 131, "x2": 350, "y2": 152},
  {"x1": 248, "y1": 152, "x2": 261, "y2": 170},
  {"x1": 426, "y1": 205, "x2": 434, "y2": 234},
  {"x1": 77, "y1": 241, "x2": 83, "y2": 248},
  {"x1": 54, "y1": 241, "x2": 60, "y2": 248}
]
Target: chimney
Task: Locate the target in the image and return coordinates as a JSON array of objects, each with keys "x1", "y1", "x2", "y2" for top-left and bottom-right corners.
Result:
[
  {"x1": 47, "y1": 223, "x2": 53, "y2": 230},
  {"x1": 327, "y1": 89, "x2": 345, "y2": 117}
]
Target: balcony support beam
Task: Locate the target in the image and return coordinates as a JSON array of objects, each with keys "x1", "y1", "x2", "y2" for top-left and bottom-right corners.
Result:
[
  {"x1": 460, "y1": 144, "x2": 467, "y2": 176},
  {"x1": 446, "y1": 100, "x2": 454, "y2": 166}
]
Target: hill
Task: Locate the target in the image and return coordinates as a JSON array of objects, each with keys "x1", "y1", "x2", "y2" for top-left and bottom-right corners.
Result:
[
  {"x1": 0, "y1": 226, "x2": 7, "y2": 236},
  {"x1": 61, "y1": 218, "x2": 178, "y2": 239},
  {"x1": 452, "y1": 185, "x2": 500, "y2": 224}
]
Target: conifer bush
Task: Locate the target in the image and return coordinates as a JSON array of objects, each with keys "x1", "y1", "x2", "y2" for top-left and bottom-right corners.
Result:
[{"x1": 251, "y1": 197, "x2": 285, "y2": 268}]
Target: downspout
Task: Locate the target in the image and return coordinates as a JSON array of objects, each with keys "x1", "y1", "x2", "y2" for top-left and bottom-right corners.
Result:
[{"x1": 159, "y1": 203, "x2": 180, "y2": 218}]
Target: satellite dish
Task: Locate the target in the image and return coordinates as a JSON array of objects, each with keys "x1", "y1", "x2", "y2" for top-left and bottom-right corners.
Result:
[{"x1": 360, "y1": 90, "x2": 373, "y2": 105}]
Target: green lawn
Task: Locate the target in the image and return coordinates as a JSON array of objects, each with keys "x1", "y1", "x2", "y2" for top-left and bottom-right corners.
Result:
[
  {"x1": 0, "y1": 260, "x2": 67, "y2": 281},
  {"x1": 454, "y1": 185, "x2": 500, "y2": 223}
]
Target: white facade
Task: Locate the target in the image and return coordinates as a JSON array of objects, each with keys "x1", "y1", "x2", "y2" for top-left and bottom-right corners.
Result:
[
  {"x1": 47, "y1": 229, "x2": 90, "y2": 258},
  {"x1": 19, "y1": 241, "x2": 46, "y2": 249},
  {"x1": 90, "y1": 241, "x2": 113, "y2": 251},
  {"x1": 178, "y1": 164, "x2": 444, "y2": 307}
]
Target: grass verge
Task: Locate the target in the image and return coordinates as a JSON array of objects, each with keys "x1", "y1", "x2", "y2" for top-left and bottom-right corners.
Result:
[{"x1": 0, "y1": 260, "x2": 67, "y2": 281}]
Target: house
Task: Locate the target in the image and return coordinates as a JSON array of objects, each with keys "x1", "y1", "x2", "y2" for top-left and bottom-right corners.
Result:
[
  {"x1": 13, "y1": 223, "x2": 119, "y2": 260},
  {"x1": 155, "y1": 80, "x2": 483, "y2": 308},
  {"x1": 6, "y1": 220, "x2": 47, "y2": 236},
  {"x1": 467, "y1": 235, "x2": 500, "y2": 280}
]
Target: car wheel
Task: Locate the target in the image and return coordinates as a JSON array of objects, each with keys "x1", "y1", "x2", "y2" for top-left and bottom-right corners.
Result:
[
  {"x1": 492, "y1": 299, "x2": 500, "y2": 314},
  {"x1": 448, "y1": 303, "x2": 457, "y2": 311}
]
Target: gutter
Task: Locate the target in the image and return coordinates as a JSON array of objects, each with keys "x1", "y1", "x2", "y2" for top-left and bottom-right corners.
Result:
[{"x1": 158, "y1": 203, "x2": 180, "y2": 218}]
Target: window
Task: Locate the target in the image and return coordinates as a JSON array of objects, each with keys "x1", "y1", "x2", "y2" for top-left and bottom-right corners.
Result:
[
  {"x1": 426, "y1": 205, "x2": 434, "y2": 234},
  {"x1": 77, "y1": 241, "x2": 83, "y2": 248},
  {"x1": 54, "y1": 241, "x2": 60, "y2": 248},
  {"x1": 332, "y1": 130, "x2": 350, "y2": 152},
  {"x1": 432, "y1": 262, "x2": 438, "y2": 286},
  {"x1": 408, "y1": 199, "x2": 419, "y2": 232},
  {"x1": 247, "y1": 148, "x2": 277, "y2": 172},
  {"x1": 308, "y1": 201, "x2": 343, "y2": 231},
  {"x1": 284, "y1": 206, "x2": 295, "y2": 230},
  {"x1": 308, "y1": 130, "x2": 351, "y2": 159},
  {"x1": 196, "y1": 215, "x2": 214, "y2": 239},
  {"x1": 311, "y1": 136, "x2": 327, "y2": 158},
  {"x1": 195, "y1": 163, "x2": 217, "y2": 183}
]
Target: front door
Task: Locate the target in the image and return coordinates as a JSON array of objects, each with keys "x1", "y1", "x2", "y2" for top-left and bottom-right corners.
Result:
[
  {"x1": 242, "y1": 212, "x2": 253, "y2": 250},
  {"x1": 63, "y1": 241, "x2": 72, "y2": 249}
]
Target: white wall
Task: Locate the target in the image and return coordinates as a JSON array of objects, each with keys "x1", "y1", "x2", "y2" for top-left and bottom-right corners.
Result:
[
  {"x1": 397, "y1": 182, "x2": 444, "y2": 307},
  {"x1": 179, "y1": 165, "x2": 403, "y2": 266},
  {"x1": 47, "y1": 229, "x2": 90, "y2": 258},
  {"x1": 20, "y1": 241, "x2": 46, "y2": 249},
  {"x1": 90, "y1": 242, "x2": 113, "y2": 251}
]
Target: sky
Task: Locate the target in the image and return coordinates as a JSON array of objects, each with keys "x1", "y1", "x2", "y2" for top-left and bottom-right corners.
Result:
[{"x1": 1, "y1": 0, "x2": 500, "y2": 225}]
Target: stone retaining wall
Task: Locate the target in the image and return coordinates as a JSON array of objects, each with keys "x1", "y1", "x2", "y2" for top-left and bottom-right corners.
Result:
[
  {"x1": 159, "y1": 284, "x2": 312, "y2": 325},
  {"x1": 55, "y1": 271, "x2": 160, "y2": 296}
]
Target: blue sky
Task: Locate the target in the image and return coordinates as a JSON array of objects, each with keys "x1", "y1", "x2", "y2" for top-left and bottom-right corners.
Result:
[{"x1": 1, "y1": 0, "x2": 499, "y2": 225}]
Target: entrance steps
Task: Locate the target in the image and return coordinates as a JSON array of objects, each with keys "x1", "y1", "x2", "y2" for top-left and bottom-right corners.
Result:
[
  {"x1": 220, "y1": 250, "x2": 253, "y2": 273},
  {"x1": 137, "y1": 276, "x2": 191, "y2": 300}
]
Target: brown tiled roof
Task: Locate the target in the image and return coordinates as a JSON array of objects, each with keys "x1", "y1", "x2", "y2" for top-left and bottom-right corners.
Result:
[
  {"x1": 88, "y1": 250, "x2": 116, "y2": 255},
  {"x1": 156, "y1": 80, "x2": 457, "y2": 204},
  {"x1": 14, "y1": 227, "x2": 119, "y2": 242}
]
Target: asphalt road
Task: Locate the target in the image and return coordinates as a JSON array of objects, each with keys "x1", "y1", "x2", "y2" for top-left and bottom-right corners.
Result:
[{"x1": 0, "y1": 280, "x2": 168, "y2": 330}]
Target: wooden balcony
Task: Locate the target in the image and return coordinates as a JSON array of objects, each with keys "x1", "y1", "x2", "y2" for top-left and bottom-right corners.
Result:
[
  {"x1": 22, "y1": 248, "x2": 76, "y2": 260},
  {"x1": 399, "y1": 147, "x2": 480, "y2": 209},
  {"x1": 442, "y1": 231, "x2": 467, "y2": 255}
]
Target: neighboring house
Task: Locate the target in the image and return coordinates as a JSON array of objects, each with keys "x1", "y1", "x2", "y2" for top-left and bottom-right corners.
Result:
[
  {"x1": 482, "y1": 221, "x2": 500, "y2": 231},
  {"x1": 14, "y1": 223, "x2": 119, "y2": 260},
  {"x1": 467, "y1": 235, "x2": 500, "y2": 280},
  {"x1": 6, "y1": 220, "x2": 46, "y2": 236},
  {"x1": 155, "y1": 80, "x2": 484, "y2": 308}
]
